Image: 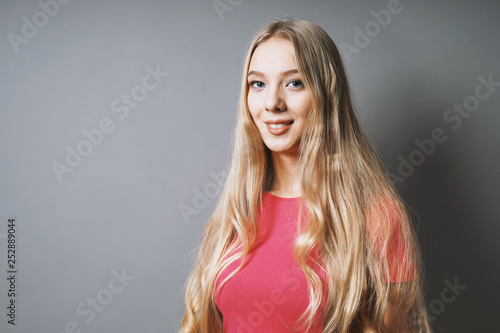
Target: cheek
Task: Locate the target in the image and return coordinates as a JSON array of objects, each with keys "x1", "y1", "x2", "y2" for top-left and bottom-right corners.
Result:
[
  {"x1": 293, "y1": 95, "x2": 313, "y2": 118},
  {"x1": 247, "y1": 93, "x2": 261, "y2": 120}
]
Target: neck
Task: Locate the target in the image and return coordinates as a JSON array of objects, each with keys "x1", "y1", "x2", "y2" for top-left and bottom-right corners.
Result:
[{"x1": 269, "y1": 150, "x2": 301, "y2": 198}]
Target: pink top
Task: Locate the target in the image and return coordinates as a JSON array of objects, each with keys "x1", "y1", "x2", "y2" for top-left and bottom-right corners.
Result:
[
  {"x1": 215, "y1": 192, "x2": 324, "y2": 332},
  {"x1": 215, "y1": 192, "x2": 414, "y2": 332}
]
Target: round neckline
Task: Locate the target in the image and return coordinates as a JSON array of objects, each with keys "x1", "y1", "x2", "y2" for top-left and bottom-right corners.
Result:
[{"x1": 264, "y1": 191, "x2": 302, "y2": 199}]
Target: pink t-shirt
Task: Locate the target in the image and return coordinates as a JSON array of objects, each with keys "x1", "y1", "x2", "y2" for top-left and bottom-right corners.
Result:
[
  {"x1": 215, "y1": 192, "x2": 324, "y2": 332},
  {"x1": 215, "y1": 192, "x2": 414, "y2": 332}
]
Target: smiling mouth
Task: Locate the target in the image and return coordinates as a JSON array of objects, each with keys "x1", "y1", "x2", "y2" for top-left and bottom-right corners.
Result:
[
  {"x1": 266, "y1": 121, "x2": 293, "y2": 129},
  {"x1": 265, "y1": 121, "x2": 294, "y2": 135}
]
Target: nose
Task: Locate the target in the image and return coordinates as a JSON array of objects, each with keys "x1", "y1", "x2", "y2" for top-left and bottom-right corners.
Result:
[{"x1": 265, "y1": 86, "x2": 286, "y2": 112}]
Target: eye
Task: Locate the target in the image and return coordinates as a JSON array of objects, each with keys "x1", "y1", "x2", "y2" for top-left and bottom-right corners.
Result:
[
  {"x1": 249, "y1": 80, "x2": 265, "y2": 89},
  {"x1": 286, "y1": 79, "x2": 304, "y2": 89}
]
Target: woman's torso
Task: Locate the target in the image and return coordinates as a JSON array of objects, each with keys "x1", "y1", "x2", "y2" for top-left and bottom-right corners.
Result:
[{"x1": 215, "y1": 192, "x2": 325, "y2": 332}]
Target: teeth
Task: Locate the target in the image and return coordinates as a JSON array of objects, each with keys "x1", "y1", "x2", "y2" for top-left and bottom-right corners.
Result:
[{"x1": 268, "y1": 122, "x2": 292, "y2": 129}]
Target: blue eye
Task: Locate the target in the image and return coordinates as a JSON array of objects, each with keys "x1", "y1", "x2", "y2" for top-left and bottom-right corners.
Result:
[
  {"x1": 249, "y1": 80, "x2": 264, "y2": 88},
  {"x1": 287, "y1": 80, "x2": 303, "y2": 88}
]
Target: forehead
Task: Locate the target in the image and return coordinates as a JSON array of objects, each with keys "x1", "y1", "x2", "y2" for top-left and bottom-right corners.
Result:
[{"x1": 248, "y1": 37, "x2": 297, "y2": 75}]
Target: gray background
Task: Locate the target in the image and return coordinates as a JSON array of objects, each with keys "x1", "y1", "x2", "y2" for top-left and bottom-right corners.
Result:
[{"x1": 0, "y1": 0, "x2": 498, "y2": 332}]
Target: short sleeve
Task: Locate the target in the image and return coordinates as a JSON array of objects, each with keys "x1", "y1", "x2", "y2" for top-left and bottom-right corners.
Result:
[
  {"x1": 385, "y1": 220, "x2": 416, "y2": 283},
  {"x1": 368, "y1": 205, "x2": 417, "y2": 284}
]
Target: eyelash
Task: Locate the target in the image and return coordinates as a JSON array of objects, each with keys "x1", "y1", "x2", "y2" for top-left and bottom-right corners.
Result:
[
  {"x1": 248, "y1": 79, "x2": 304, "y2": 89},
  {"x1": 287, "y1": 79, "x2": 303, "y2": 88}
]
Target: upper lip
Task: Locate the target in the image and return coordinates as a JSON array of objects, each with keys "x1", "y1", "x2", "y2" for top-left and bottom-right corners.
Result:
[{"x1": 264, "y1": 119, "x2": 294, "y2": 124}]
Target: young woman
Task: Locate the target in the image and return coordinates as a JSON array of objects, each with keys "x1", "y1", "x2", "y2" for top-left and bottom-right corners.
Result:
[{"x1": 180, "y1": 19, "x2": 432, "y2": 333}]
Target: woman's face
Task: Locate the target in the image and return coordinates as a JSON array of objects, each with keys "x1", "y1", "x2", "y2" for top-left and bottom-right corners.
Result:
[{"x1": 247, "y1": 37, "x2": 313, "y2": 156}]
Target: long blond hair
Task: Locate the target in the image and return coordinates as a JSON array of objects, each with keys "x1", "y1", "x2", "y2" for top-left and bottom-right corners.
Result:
[{"x1": 179, "y1": 19, "x2": 432, "y2": 333}]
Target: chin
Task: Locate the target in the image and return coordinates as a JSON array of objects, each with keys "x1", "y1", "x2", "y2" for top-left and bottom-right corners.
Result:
[{"x1": 266, "y1": 144, "x2": 299, "y2": 154}]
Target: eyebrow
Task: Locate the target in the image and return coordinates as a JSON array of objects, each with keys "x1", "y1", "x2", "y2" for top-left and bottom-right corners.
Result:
[{"x1": 247, "y1": 69, "x2": 299, "y2": 78}]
